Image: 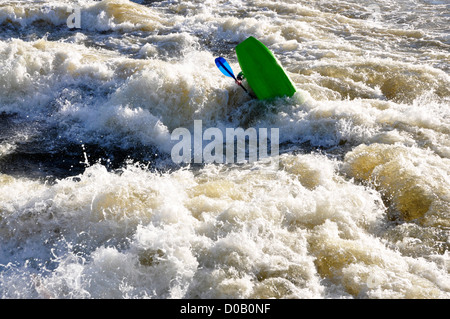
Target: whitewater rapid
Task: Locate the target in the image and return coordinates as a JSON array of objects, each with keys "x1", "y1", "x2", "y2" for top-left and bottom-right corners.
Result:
[{"x1": 0, "y1": 0, "x2": 449, "y2": 298}]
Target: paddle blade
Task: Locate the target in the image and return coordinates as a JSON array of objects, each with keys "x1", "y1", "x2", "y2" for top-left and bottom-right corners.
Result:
[{"x1": 215, "y1": 57, "x2": 236, "y2": 79}]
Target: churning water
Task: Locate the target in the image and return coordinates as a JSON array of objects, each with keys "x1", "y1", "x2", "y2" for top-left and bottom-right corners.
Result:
[{"x1": 0, "y1": 0, "x2": 449, "y2": 298}]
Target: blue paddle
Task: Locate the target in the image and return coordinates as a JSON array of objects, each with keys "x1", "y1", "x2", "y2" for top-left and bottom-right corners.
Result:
[{"x1": 215, "y1": 57, "x2": 249, "y2": 94}]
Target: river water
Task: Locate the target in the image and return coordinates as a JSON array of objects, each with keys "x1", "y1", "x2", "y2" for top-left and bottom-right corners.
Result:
[{"x1": 0, "y1": 0, "x2": 449, "y2": 298}]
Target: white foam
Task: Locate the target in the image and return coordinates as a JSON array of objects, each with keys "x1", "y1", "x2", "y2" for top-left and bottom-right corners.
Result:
[{"x1": 0, "y1": 0, "x2": 449, "y2": 299}]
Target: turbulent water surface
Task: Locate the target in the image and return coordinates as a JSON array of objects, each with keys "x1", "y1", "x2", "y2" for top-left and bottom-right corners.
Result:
[{"x1": 0, "y1": 0, "x2": 449, "y2": 298}]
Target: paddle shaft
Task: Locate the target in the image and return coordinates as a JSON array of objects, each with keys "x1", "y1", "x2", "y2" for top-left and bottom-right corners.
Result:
[{"x1": 216, "y1": 59, "x2": 249, "y2": 94}]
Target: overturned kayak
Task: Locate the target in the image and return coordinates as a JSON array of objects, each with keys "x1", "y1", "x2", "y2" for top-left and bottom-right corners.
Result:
[{"x1": 235, "y1": 36, "x2": 296, "y2": 100}]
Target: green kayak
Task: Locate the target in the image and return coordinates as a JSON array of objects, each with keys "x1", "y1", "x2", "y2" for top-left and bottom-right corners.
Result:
[{"x1": 235, "y1": 36, "x2": 296, "y2": 100}]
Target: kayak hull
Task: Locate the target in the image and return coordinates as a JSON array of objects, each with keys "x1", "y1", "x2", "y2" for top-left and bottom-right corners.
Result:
[{"x1": 235, "y1": 37, "x2": 296, "y2": 100}]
